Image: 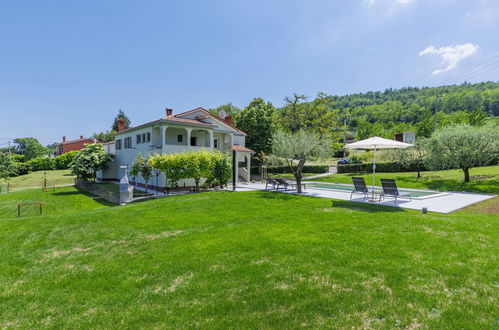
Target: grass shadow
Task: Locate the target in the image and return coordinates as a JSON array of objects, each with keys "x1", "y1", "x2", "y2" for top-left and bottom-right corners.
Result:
[
  {"x1": 330, "y1": 200, "x2": 405, "y2": 213},
  {"x1": 254, "y1": 190, "x2": 303, "y2": 200},
  {"x1": 50, "y1": 187, "x2": 116, "y2": 207}
]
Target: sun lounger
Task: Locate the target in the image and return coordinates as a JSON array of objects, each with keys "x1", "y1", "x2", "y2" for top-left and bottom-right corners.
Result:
[
  {"x1": 265, "y1": 177, "x2": 278, "y2": 190},
  {"x1": 274, "y1": 178, "x2": 306, "y2": 191},
  {"x1": 379, "y1": 179, "x2": 412, "y2": 204},
  {"x1": 350, "y1": 177, "x2": 370, "y2": 200}
]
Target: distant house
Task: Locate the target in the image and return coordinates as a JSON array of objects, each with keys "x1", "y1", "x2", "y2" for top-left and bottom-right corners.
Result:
[
  {"x1": 97, "y1": 107, "x2": 253, "y2": 189},
  {"x1": 394, "y1": 131, "x2": 416, "y2": 144},
  {"x1": 56, "y1": 136, "x2": 95, "y2": 155}
]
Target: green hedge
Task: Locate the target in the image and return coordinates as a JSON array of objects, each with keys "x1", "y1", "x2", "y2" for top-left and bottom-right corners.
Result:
[
  {"x1": 12, "y1": 151, "x2": 80, "y2": 176},
  {"x1": 251, "y1": 165, "x2": 329, "y2": 175},
  {"x1": 24, "y1": 157, "x2": 56, "y2": 171},
  {"x1": 337, "y1": 161, "x2": 427, "y2": 173}
]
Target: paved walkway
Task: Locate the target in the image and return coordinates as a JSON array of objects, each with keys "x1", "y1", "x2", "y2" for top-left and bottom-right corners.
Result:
[{"x1": 235, "y1": 182, "x2": 495, "y2": 214}]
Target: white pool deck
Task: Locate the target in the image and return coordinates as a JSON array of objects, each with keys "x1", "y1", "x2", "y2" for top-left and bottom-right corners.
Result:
[{"x1": 234, "y1": 181, "x2": 496, "y2": 214}]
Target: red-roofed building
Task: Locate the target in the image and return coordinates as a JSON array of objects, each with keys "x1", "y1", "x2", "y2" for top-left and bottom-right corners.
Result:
[
  {"x1": 56, "y1": 136, "x2": 95, "y2": 155},
  {"x1": 97, "y1": 107, "x2": 254, "y2": 187}
]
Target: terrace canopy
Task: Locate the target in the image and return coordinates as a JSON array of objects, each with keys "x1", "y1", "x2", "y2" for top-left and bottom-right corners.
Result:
[{"x1": 346, "y1": 136, "x2": 413, "y2": 200}]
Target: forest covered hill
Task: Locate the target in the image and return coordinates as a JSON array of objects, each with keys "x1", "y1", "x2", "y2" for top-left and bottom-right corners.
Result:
[{"x1": 326, "y1": 81, "x2": 499, "y2": 139}]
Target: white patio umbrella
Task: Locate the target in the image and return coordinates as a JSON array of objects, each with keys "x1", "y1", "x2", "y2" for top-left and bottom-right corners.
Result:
[{"x1": 345, "y1": 136, "x2": 413, "y2": 200}]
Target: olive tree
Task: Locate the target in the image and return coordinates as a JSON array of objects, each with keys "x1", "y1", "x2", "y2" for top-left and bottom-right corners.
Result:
[
  {"x1": 426, "y1": 124, "x2": 499, "y2": 182},
  {"x1": 271, "y1": 130, "x2": 330, "y2": 193},
  {"x1": 397, "y1": 138, "x2": 428, "y2": 179}
]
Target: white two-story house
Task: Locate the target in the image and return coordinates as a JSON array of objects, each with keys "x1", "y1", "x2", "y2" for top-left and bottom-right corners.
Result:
[{"x1": 98, "y1": 107, "x2": 253, "y2": 189}]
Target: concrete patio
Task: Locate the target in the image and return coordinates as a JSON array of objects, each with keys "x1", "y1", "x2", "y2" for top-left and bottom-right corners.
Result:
[{"x1": 235, "y1": 182, "x2": 495, "y2": 214}]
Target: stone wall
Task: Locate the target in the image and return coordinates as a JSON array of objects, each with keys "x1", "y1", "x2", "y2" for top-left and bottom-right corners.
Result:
[{"x1": 76, "y1": 180, "x2": 121, "y2": 204}]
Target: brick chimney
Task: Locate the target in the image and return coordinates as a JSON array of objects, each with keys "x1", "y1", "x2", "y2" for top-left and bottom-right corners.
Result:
[
  {"x1": 224, "y1": 115, "x2": 233, "y2": 125},
  {"x1": 62, "y1": 136, "x2": 66, "y2": 142},
  {"x1": 117, "y1": 118, "x2": 126, "y2": 132},
  {"x1": 80, "y1": 135, "x2": 84, "y2": 139},
  {"x1": 165, "y1": 107, "x2": 173, "y2": 117}
]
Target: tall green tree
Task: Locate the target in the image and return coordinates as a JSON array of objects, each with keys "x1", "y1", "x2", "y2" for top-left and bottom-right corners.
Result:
[
  {"x1": 271, "y1": 130, "x2": 330, "y2": 193},
  {"x1": 278, "y1": 93, "x2": 343, "y2": 139},
  {"x1": 13, "y1": 137, "x2": 50, "y2": 160},
  {"x1": 426, "y1": 124, "x2": 499, "y2": 182},
  {"x1": 235, "y1": 98, "x2": 276, "y2": 154},
  {"x1": 111, "y1": 109, "x2": 131, "y2": 131},
  {"x1": 93, "y1": 131, "x2": 116, "y2": 143},
  {"x1": 208, "y1": 103, "x2": 241, "y2": 119},
  {"x1": 0, "y1": 153, "x2": 17, "y2": 182}
]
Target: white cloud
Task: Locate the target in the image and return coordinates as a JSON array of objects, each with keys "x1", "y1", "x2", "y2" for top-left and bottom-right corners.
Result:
[
  {"x1": 365, "y1": 0, "x2": 417, "y2": 13},
  {"x1": 419, "y1": 43, "x2": 479, "y2": 75}
]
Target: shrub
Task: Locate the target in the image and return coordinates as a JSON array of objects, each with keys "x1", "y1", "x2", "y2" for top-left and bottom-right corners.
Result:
[
  {"x1": 13, "y1": 162, "x2": 30, "y2": 176},
  {"x1": 11, "y1": 154, "x2": 25, "y2": 162},
  {"x1": 55, "y1": 151, "x2": 79, "y2": 169},
  {"x1": 25, "y1": 157, "x2": 56, "y2": 171},
  {"x1": 71, "y1": 144, "x2": 113, "y2": 182},
  {"x1": 337, "y1": 161, "x2": 424, "y2": 173}
]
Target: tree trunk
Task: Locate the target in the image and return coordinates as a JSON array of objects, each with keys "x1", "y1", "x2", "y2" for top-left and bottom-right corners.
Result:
[
  {"x1": 195, "y1": 179, "x2": 199, "y2": 193},
  {"x1": 417, "y1": 171, "x2": 421, "y2": 179},
  {"x1": 294, "y1": 160, "x2": 306, "y2": 194},
  {"x1": 296, "y1": 175, "x2": 302, "y2": 193},
  {"x1": 463, "y1": 168, "x2": 470, "y2": 182}
]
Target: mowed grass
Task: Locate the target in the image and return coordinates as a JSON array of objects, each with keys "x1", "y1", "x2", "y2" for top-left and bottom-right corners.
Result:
[
  {"x1": 0, "y1": 169, "x2": 76, "y2": 192},
  {"x1": 0, "y1": 190, "x2": 497, "y2": 328},
  {"x1": 0, "y1": 186, "x2": 113, "y2": 219},
  {"x1": 307, "y1": 165, "x2": 499, "y2": 194}
]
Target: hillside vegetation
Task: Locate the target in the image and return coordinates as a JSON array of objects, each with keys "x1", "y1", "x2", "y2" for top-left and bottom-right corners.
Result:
[{"x1": 328, "y1": 81, "x2": 499, "y2": 139}]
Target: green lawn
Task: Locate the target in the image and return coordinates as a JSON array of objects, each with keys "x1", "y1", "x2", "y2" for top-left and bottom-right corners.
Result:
[
  {"x1": 0, "y1": 169, "x2": 76, "y2": 193},
  {"x1": 0, "y1": 186, "x2": 113, "y2": 219},
  {"x1": 0, "y1": 190, "x2": 497, "y2": 328},
  {"x1": 306, "y1": 165, "x2": 499, "y2": 194}
]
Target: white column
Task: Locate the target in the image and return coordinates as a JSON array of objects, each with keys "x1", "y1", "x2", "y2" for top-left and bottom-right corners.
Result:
[
  {"x1": 160, "y1": 126, "x2": 166, "y2": 152},
  {"x1": 208, "y1": 130, "x2": 213, "y2": 149},
  {"x1": 234, "y1": 153, "x2": 239, "y2": 183},
  {"x1": 247, "y1": 154, "x2": 251, "y2": 183},
  {"x1": 186, "y1": 128, "x2": 192, "y2": 150}
]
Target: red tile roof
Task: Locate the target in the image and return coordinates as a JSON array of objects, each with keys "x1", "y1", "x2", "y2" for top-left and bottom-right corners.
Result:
[
  {"x1": 230, "y1": 145, "x2": 254, "y2": 153},
  {"x1": 162, "y1": 115, "x2": 214, "y2": 126},
  {"x1": 116, "y1": 106, "x2": 246, "y2": 135},
  {"x1": 61, "y1": 138, "x2": 94, "y2": 145},
  {"x1": 176, "y1": 107, "x2": 246, "y2": 135}
]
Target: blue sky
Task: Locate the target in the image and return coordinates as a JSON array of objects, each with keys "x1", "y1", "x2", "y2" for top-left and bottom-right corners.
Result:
[{"x1": 1, "y1": 0, "x2": 498, "y2": 144}]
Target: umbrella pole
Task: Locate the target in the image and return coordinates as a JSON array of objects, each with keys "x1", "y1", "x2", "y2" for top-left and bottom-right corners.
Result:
[{"x1": 372, "y1": 146, "x2": 376, "y2": 200}]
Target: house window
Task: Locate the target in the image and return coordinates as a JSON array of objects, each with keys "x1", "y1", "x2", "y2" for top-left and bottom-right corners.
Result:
[
  {"x1": 116, "y1": 139, "x2": 122, "y2": 150},
  {"x1": 124, "y1": 137, "x2": 132, "y2": 149},
  {"x1": 136, "y1": 134, "x2": 141, "y2": 144},
  {"x1": 190, "y1": 136, "x2": 197, "y2": 146},
  {"x1": 177, "y1": 135, "x2": 183, "y2": 143},
  {"x1": 142, "y1": 133, "x2": 146, "y2": 143},
  {"x1": 214, "y1": 138, "x2": 219, "y2": 149},
  {"x1": 146, "y1": 132, "x2": 151, "y2": 142}
]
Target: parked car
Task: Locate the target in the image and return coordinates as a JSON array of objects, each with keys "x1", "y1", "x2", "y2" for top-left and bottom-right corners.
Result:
[{"x1": 338, "y1": 158, "x2": 350, "y2": 165}]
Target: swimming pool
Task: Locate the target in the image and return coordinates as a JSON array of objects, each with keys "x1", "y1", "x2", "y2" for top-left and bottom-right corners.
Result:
[{"x1": 307, "y1": 183, "x2": 442, "y2": 198}]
